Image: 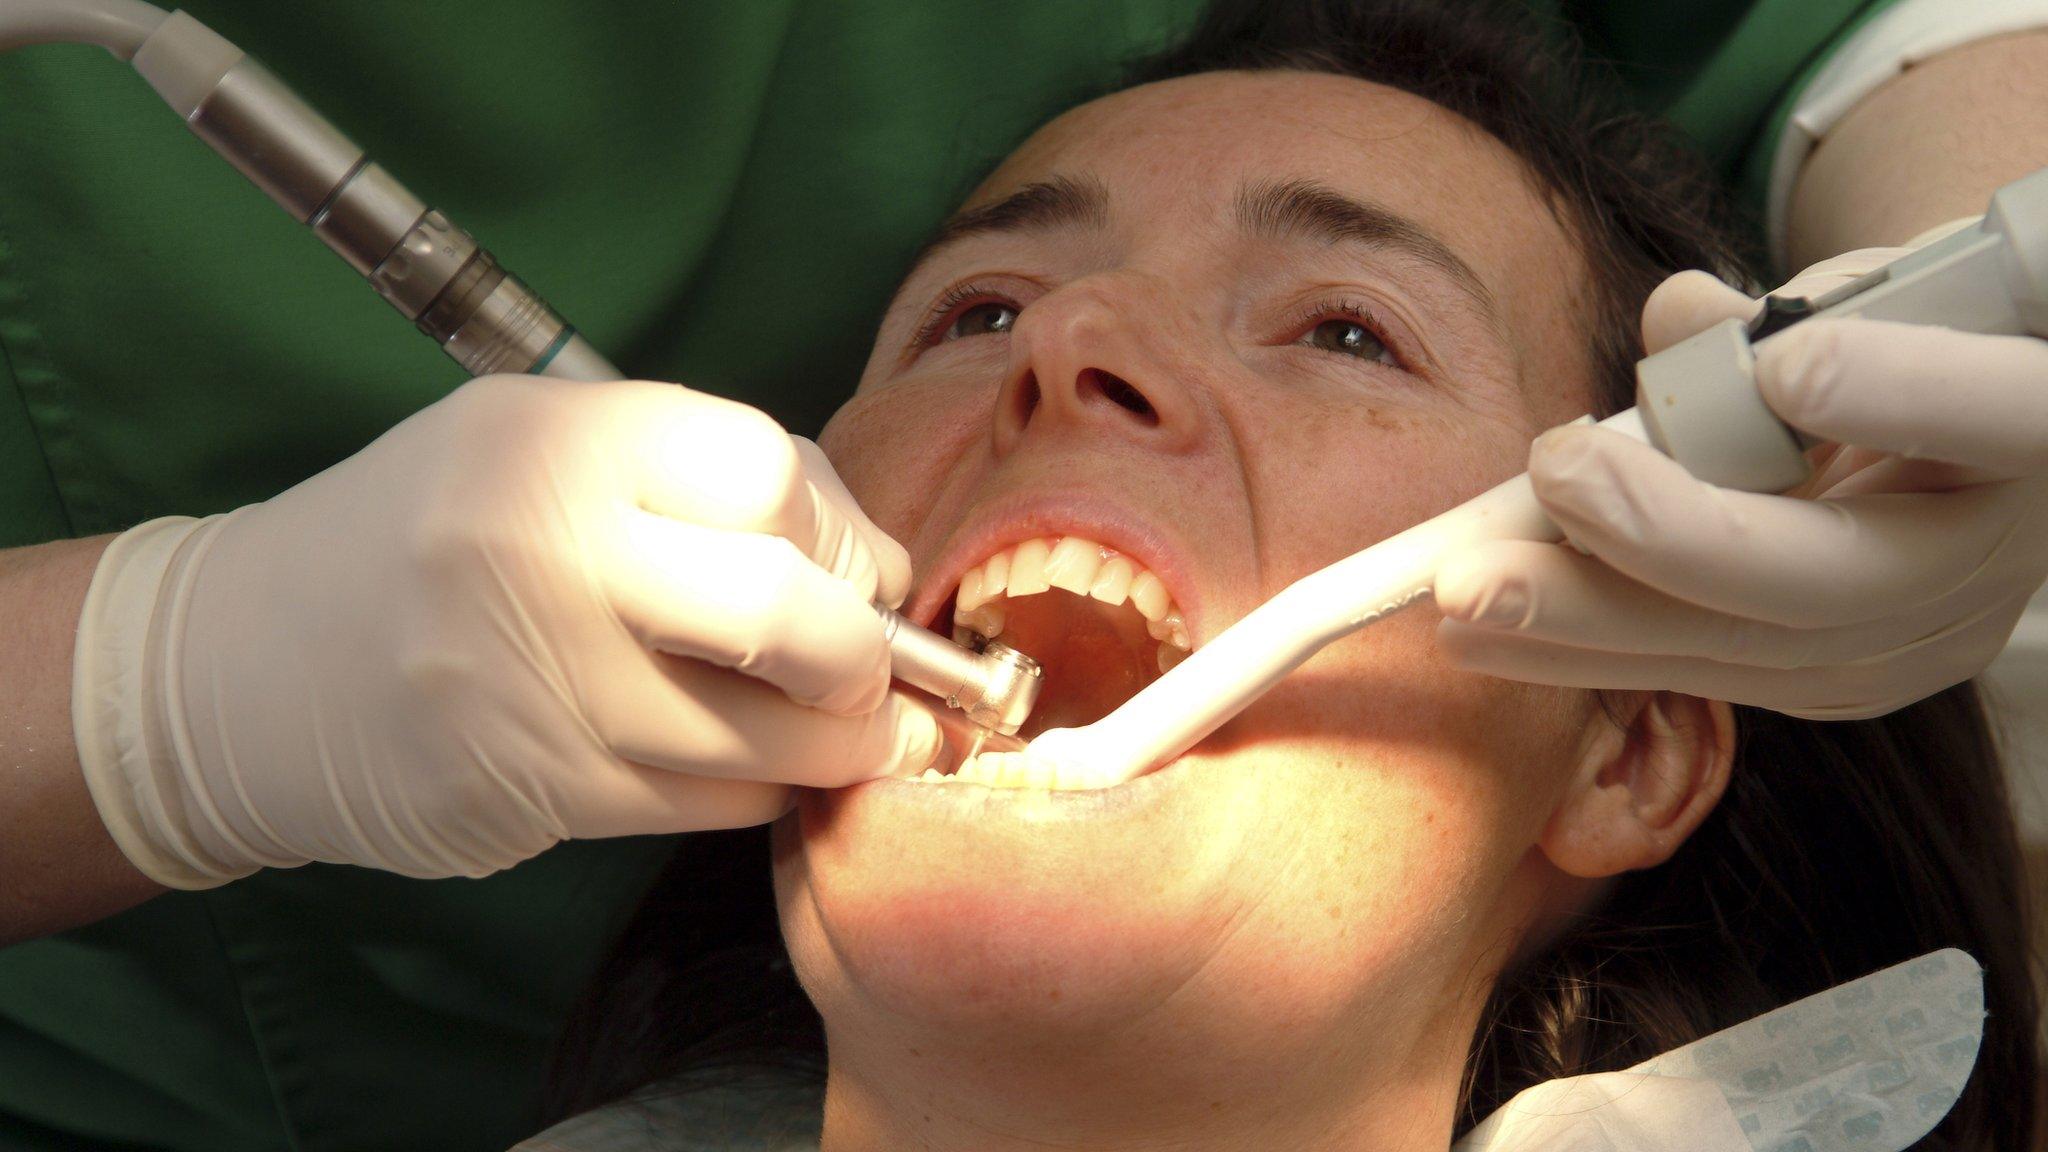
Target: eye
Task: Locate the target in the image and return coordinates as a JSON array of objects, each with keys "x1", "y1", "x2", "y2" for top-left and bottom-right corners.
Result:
[
  {"x1": 911, "y1": 282, "x2": 1027, "y2": 350},
  {"x1": 1283, "y1": 297, "x2": 1411, "y2": 372},
  {"x1": 945, "y1": 301, "x2": 1018, "y2": 341},
  {"x1": 1300, "y1": 317, "x2": 1394, "y2": 365}
]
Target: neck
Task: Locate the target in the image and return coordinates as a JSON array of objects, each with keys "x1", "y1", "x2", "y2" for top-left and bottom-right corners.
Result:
[{"x1": 815, "y1": 1016, "x2": 1469, "y2": 1152}]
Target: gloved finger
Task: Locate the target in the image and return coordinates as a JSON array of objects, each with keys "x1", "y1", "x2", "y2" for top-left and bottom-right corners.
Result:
[
  {"x1": 793, "y1": 436, "x2": 913, "y2": 608},
  {"x1": 630, "y1": 390, "x2": 890, "y2": 604},
  {"x1": 1529, "y1": 426, "x2": 2038, "y2": 629},
  {"x1": 1438, "y1": 623, "x2": 1907, "y2": 719},
  {"x1": 1801, "y1": 450, "x2": 1992, "y2": 501},
  {"x1": 595, "y1": 663, "x2": 942, "y2": 788},
  {"x1": 1641, "y1": 271, "x2": 1757, "y2": 353},
  {"x1": 1437, "y1": 598, "x2": 2018, "y2": 720},
  {"x1": 575, "y1": 765, "x2": 796, "y2": 837},
  {"x1": 1756, "y1": 319, "x2": 2048, "y2": 479},
  {"x1": 1437, "y1": 538, "x2": 1990, "y2": 669},
  {"x1": 610, "y1": 509, "x2": 891, "y2": 715}
]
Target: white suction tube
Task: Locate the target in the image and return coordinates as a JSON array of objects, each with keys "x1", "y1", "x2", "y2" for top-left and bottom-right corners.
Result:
[
  {"x1": 1031, "y1": 165, "x2": 2048, "y2": 787},
  {"x1": 1027, "y1": 409, "x2": 1646, "y2": 782}
]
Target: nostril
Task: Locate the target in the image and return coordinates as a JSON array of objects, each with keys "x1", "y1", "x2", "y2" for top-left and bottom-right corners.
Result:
[
  {"x1": 1012, "y1": 372, "x2": 1041, "y2": 425},
  {"x1": 1079, "y1": 369, "x2": 1157, "y2": 425}
]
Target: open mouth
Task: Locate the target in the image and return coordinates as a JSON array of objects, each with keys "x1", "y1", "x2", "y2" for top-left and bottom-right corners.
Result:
[{"x1": 907, "y1": 532, "x2": 1192, "y2": 789}]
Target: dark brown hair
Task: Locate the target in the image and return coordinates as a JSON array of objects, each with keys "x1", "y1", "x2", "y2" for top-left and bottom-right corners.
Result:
[{"x1": 551, "y1": 3, "x2": 2039, "y2": 1146}]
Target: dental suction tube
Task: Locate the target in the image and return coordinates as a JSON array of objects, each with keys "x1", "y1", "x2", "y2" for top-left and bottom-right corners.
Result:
[{"x1": 1034, "y1": 166, "x2": 2048, "y2": 787}]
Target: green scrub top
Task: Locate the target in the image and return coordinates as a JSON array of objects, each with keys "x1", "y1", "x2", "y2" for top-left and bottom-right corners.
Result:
[{"x1": 0, "y1": 1, "x2": 1900, "y2": 1148}]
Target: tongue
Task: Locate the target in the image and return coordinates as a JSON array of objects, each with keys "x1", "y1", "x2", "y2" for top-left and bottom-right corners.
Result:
[{"x1": 992, "y1": 592, "x2": 1161, "y2": 738}]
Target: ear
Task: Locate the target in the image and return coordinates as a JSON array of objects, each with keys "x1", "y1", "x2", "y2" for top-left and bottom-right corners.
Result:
[{"x1": 1538, "y1": 691, "x2": 1736, "y2": 879}]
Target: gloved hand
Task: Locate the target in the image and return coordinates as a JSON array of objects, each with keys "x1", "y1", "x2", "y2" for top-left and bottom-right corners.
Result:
[
  {"x1": 1435, "y1": 241, "x2": 2048, "y2": 719},
  {"x1": 73, "y1": 375, "x2": 941, "y2": 888}
]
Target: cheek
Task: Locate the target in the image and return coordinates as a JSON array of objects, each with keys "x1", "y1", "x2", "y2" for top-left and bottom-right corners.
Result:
[
  {"x1": 1190, "y1": 378, "x2": 1580, "y2": 972},
  {"x1": 1218, "y1": 609, "x2": 1588, "y2": 962},
  {"x1": 819, "y1": 382, "x2": 984, "y2": 539},
  {"x1": 1228, "y1": 361, "x2": 1538, "y2": 591},
  {"x1": 1275, "y1": 749, "x2": 1508, "y2": 957},
  {"x1": 1132, "y1": 660, "x2": 1590, "y2": 1050},
  {"x1": 1240, "y1": 601, "x2": 1585, "y2": 843}
]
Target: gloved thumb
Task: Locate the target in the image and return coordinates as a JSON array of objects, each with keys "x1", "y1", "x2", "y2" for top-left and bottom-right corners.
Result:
[{"x1": 1641, "y1": 270, "x2": 1757, "y2": 354}]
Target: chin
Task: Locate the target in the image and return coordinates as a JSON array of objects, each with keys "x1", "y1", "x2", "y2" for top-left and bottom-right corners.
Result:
[
  {"x1": 769, "y1": 720, "x2": 1462, "y2": 1059},
  {"x1": 767, "y1": 633, "x2": 1555, "y2": 1082},
  {"x1": 773, "y1": 741, "x2": 1278, "y2": 1037}
]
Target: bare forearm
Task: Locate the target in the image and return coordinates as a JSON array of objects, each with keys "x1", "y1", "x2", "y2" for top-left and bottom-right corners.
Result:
[
  {"x1": 1788, "y1": 30, "x2": 2048, "y2": 269},
  {"x1": 0, "y1": 537, "x2": 162, "y2": 944}
]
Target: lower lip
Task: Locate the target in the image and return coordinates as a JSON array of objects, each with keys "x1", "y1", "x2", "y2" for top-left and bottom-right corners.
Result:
[{"x1": 821, "y1": 751, "x2": 1197, "y2": 824}]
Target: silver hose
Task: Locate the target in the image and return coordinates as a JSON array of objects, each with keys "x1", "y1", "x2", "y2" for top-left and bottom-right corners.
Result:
[{"x1": 124, "y1": 10, "x2": 617, "y2": 380}]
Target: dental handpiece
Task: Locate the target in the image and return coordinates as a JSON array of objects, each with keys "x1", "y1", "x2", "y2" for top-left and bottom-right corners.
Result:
[
  {"x1": 879, "y1": 611, "x2": 1044, "y2": 738},
  {"x1": 12, "y1": 4, "x2": 1042, "y2": 739},
  {"x1": 1031, "y1": 165, "x2": 2048, "y2": 787},
  {"x1": 101, "y1": 7, "x2": 618, "y2": 381}
]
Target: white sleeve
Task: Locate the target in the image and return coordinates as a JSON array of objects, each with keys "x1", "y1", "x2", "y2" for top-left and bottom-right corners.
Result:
[{"x1": 1763, "y1": 0, "x2": 2048, "y2": 268}]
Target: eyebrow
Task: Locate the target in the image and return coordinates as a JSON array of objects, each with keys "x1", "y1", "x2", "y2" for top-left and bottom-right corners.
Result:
[
  {"x1": 903, "y1": 174, "x2": 1111, "y2": 278},
  {"x1": 899, "y1": 172, "x2": 1498, "y2": 325},
  {"x1": 1234, "y1": 178, "x2": 1499, "y2": 320}
]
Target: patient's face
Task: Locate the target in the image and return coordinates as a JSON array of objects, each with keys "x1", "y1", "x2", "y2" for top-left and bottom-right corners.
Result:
[{"x1": 779, "y1": 71, "x2": 1605, "y2": 1115}]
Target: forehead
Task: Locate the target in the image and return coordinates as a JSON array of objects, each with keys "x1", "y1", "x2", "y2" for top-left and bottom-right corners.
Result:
[{"x1": 969, "y1": 70, "x2": 1590, "y2": 391}]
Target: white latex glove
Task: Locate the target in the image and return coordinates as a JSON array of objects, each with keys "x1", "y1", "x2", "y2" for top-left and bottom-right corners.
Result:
[
  {"x1": 1435, "y1": 243, "x2": 2048, "y2": 719},
  {"x1": 73, "y1": 375, "x2": 941, "y2": 888}
]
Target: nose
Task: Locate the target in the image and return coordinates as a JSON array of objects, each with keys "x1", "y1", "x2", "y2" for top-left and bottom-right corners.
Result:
[{"x1": 991, "y1": 277, "x2": 1204, "y2": 457}]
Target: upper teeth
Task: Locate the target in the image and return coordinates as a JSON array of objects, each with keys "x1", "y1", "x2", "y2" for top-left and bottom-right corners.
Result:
[{"x1": 952, "y1": 534, "x2": 1191, "y2": 673}]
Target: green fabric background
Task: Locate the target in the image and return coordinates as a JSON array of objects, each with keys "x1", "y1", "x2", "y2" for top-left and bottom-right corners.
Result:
[{"x1": 0, "y1": 1, "x2": 1893, "y2": 1147}]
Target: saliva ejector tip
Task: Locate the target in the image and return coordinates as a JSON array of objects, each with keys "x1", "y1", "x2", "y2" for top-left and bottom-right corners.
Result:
[{"x1": 903, "y1": 707, "x2": 1135, "y2": 792}]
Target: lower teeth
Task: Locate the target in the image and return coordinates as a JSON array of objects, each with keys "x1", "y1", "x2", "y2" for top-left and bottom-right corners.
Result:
[{"x1": 910, "y1": 751, "x2": 1101, "y2": 791}]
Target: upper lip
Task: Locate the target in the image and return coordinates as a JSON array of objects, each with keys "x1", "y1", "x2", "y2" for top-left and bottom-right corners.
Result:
[{"x1": 904, "y1": 489, "x2": 1204, "y2": 641}]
